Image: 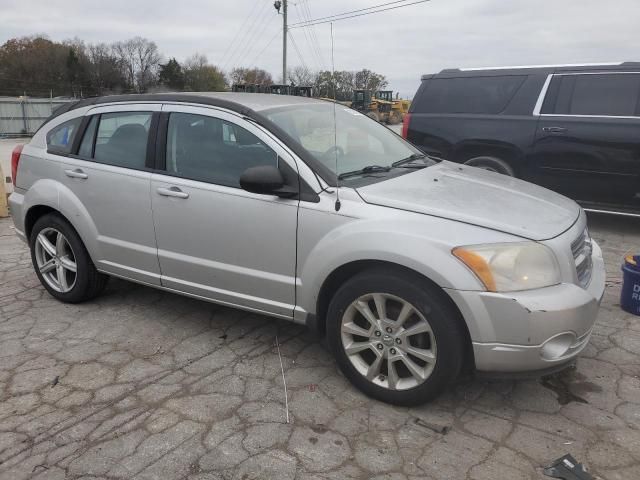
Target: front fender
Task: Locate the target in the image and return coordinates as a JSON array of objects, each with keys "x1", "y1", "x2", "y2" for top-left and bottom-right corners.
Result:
[{"x1": 296, "y1": 216, "x2": 492, "y2": 316}]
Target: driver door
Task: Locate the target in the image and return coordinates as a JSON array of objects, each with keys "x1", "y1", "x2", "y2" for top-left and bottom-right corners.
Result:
[{"x1": 150, "y1": 105, "x2": 300, "y2": 318}]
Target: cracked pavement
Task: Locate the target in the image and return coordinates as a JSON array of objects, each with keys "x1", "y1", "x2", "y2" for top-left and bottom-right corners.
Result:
[{"x1": 0, "y1": 214, "x2": 639, "y2": 480}]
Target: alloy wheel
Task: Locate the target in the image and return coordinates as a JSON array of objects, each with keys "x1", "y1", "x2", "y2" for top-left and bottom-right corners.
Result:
[
  {"x1": 34, "y1": 227, "x2": 77, "y2": 293},
  {"x1": 340, "y1": 293, "x2": 437, "y2": 390}
]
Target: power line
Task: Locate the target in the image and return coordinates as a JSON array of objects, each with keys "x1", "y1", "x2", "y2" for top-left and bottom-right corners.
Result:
[
  {"x1": 289, "y1": 0, "x2": 430, "y2": 29},
  {"x1": 294, "y1": 2, "x2": 322, "y2": 70},
  {"x1": 287, "y1": 30, "x2": 309, "y2": 71},
  {"x1": 289, "y1": 0, "x2": 414, "y2": 26},
  {"x1": 248, "y1": 28, "x2": 281, "y2": 67},
  {"x1": 219, "y1": 0, "x2": 262, "y2": 67},
  {"x1": 301, "y1": 0, "x2": 326, "y2": 68},
  {"x1": 236, "y1": 11, "x2": 278, "y2": 67},
  {"x1": 223, "y1": 0, "x2": 272, "y2": 70}
]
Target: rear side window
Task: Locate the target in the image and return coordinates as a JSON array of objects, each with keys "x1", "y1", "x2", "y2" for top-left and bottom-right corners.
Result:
[
  {"x1": 46, "y1": 118, "x2": 82, "y2": 154},
  {"x1": 78, "y1": 115, "x2": 98, "y2": 158},
  {"x1": 415, "y1": 75, "x2": 526, "y2": 114},
  {"x1": 165, "y1": 112, "x2": 278, "y2": 188},
  {"x1": 93, "y1": 112, "x2": 152, "y2": 169},
  {"x1": 547, "y1": 73, "x2": 640, "y2": 116}
]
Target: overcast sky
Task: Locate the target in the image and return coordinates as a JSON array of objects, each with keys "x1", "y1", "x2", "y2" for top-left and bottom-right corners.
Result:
[{"x1": 1, "y1": 0, "x2": 638, "y2": 97}]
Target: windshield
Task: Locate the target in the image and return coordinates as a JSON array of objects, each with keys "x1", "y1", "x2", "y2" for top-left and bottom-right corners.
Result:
[{"x1": 263, "y1": 103, "x2": 434, "y2": 180}]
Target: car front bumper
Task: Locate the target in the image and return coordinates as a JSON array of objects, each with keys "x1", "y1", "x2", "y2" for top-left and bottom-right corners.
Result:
[{"x1": 446, "y1": 240, "x2": 606, "y2": 373}]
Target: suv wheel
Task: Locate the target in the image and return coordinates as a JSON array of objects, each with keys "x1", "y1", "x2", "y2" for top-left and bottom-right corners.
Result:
[
  {"x1": 464, "y1": 156, "x2": 515, "y2": 176},
  {"x1": 30, "y1": 213, "x2": 108, "y2": 303},
  {"x1": 326, "y1": 268, "x2": 465, "y2": 405}
]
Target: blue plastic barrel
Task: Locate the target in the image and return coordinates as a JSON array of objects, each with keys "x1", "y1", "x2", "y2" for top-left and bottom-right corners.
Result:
[{"x1": 621, "y1": 255, "x2": 640, "y2": 315}]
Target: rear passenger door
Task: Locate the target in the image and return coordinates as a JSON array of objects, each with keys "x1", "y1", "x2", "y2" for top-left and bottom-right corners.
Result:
[
  {"x1": 58, "y1": 104, "x2": 162, "y2": 285},
  {"x1": 150, "y1": 105, "x2": 299, "y2": 318},
  {"x1": 530, "y1": 72, "x2": 640, "y2": 206}
]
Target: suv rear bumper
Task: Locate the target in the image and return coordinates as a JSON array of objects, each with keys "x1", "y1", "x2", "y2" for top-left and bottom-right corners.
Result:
[{"x1": 446, "y1": 240, "x2": 605, "y2": 373}]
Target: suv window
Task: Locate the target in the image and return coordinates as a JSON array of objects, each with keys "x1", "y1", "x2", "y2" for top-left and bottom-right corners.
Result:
[
  {"x1": 549, "y1": 73, "x2": 640, "y2": 116},
  {"x1": 165, "y1": 113, "x2": 278, "y2": 188},
  {"x1": 93, "y1": 112, "x2": 152, "y2": 169},
  {"x1": 416, "y1": 75, "x2": 526, "y2": 114},
  {"x1": 46, "y1": 117, "x2": 82, "y2": 154}
]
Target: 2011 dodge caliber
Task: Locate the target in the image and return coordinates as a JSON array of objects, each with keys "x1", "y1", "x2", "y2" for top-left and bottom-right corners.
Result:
[{"x1": 9, "y1": 93, "x2": 605, "y2": 405}]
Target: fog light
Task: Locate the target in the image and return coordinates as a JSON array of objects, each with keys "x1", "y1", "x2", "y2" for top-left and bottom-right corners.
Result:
[{"x1": 541, "y1": 332, "x2": 576, "y2": 360}]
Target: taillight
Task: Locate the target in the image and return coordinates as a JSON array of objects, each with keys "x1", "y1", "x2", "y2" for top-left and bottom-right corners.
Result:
[
  {"x1": 11, "y1": 144, "x2": 24, "y2": 186},
  {"x1": 401, "y1": 113, "x2": 412, "y2": 139}
]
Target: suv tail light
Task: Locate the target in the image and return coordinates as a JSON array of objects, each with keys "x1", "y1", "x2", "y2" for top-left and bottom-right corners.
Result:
[
  {"x1": 11, "y1": 144, "x2": 24, "y2": 186},
  {"x1": 401, "y1": 113, "x2": 411, "y2": 139}
]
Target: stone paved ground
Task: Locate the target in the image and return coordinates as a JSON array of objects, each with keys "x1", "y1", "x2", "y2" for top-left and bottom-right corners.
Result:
[{"x1": 0, "y1": 213, "x2": 639, "y2": 480}]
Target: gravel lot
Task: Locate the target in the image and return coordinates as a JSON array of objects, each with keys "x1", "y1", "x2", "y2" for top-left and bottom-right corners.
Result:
[{"x1": 0, "y1": 208, "x2": 639, "y2": 479}]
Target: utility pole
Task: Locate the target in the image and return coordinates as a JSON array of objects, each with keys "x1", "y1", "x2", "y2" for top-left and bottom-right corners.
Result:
[
  {"x1": 274, "y1": 1, "x2": 287, "y2": 84},
  {"x1": 282, "y1": 0, "x2": 287, "y2": 84}
]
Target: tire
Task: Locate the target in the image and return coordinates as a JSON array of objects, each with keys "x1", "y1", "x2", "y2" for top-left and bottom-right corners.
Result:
[
  {"x1": 387, "y1": 111, "x2": 402, "y2": 125},
  {"x1": 29, "y1": 213, "x2": 108, "y2": 303},
  {"x1": 463, "y1": 156, "x2": 515, "y2": 176},
  {"x1": 326, "y1": 268, "x2": 466, "y2": 406},
  {"x1": 366, "y1": 111, "x2": 379, "y2": 122}
]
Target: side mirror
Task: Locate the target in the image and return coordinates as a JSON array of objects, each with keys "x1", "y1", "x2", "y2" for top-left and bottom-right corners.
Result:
[{"x1": 239, "y1": 165, "x2": 297, "y2": 197}]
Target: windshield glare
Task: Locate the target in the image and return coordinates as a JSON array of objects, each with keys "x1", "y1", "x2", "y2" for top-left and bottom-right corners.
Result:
[{"x1": 264, "y1": 103, "x2": 429, "y2": 177}]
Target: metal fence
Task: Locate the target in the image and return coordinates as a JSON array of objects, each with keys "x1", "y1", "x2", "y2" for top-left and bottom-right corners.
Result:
[{"x1": 0, "y1": 97, "x2": 74, "y2": 137}]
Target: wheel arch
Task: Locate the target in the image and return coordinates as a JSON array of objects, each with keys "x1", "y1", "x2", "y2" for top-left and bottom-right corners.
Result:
[
  {"x1": 313, "y1": 259, "x2": 475, "y2": 374},
  {"x1": 23, "y1": 184, "x2": 101, "y2": 264},
  {"x1": 452, "y1": 140, "x2": 524, "y2": 175}
]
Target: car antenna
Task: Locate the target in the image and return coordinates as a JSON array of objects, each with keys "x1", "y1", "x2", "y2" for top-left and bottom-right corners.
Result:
[{"x1": 331, "y1": 22, "x2": 341, "y2": 212}]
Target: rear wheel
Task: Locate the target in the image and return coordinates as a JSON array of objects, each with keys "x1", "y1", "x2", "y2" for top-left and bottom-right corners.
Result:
[
  {"x1": 366, "y1": 111, "x2": 380, "y2": 122},
  {"x1": 463, "y1": 156, "x2": 515, "y2": 176},
  {"x1": 387, "y1": 111, "x2": 402, "y2": 125},
  {"x1": 30, "y1": 213, "x2": 108, "y2": 303},
  {"x1": 326, "y1": 268, "x2": 466, "y2": 405}
]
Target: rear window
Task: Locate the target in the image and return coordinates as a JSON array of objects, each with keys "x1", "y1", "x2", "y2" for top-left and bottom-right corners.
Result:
[
  {"x1": 46, "y1": 117, "x2": 82, "y2": 154},
  {"x1": 415, "y1": 75, "x2": 526, "y2": 114},
  {"x1": 545, "y1": 73, "x2": 640, "y2": 116}
]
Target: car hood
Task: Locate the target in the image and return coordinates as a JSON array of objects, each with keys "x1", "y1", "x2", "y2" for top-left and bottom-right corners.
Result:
[{"x1": 356, "y1": 161, "x2": 580, "y2": 241}]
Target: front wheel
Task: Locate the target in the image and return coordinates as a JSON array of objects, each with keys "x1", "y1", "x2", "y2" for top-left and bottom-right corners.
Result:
[
  {"x1": 30, "y1": 213, "x2": 108, "y2": 303},
  {"x1": 326, "y1": 268, "x2": 466, "y2": 405}
]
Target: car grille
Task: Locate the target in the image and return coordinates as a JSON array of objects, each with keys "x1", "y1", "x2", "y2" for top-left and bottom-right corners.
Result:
[{"x1": 571, "y1": 228, "x2": 593, "y2": 288}]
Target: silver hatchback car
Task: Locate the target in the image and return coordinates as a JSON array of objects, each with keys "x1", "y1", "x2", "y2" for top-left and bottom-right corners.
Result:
[{"x1": 9, "y1": 93, "x2": 605, "y2": 405}]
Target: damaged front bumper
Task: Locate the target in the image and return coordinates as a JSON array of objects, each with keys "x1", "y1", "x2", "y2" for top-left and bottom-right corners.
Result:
[{"x1": 446, "y1": 240, "x2": 606, "y2": 373}]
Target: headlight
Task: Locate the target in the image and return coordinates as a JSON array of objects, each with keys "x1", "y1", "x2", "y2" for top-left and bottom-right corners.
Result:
[{"x1": 452, "y1": 242, "x2": 561, "y2": 292}]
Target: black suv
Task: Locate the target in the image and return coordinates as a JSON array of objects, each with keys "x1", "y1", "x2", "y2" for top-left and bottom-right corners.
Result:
[{"x1": 403, "y1": 63, "x2": 640, "y2": 215}]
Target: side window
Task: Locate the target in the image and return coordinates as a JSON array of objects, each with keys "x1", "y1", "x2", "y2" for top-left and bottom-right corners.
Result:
[
  {"x1": 552, "y1": 74, "x2": 640, "y2": 116},
  {"x1": 46, "y1": 117, "x2": 82, "y2": 154},
  {"x1": 77, "y1": 115, "x2": 98, "y2": 158},
  {"x1": 94, "y1": 112, "x2": 152, "y2": 169},
  {"x1": 415, "y1": 75, "x2": 526, "y2": 114},
  {"x1": 166, "y1": 113, "x2": 278, "y2": 188}
]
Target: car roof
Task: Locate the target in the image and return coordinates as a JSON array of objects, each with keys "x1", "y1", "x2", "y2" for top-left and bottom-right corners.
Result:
[
  {"x1": 44, "y1": 92, "x2": 338, "y2": 187},
  {"x1": 421, "y1": 62, "x2": 640, "y2": 80},
  {"x1": 52, "y1": 92, "x2": 322, "y2": 118}
]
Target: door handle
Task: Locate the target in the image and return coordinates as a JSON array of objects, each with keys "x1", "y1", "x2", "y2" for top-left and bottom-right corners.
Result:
[
  {"x1": 157, "y1": 186, "x2": 189, "y2": 199},
  {"x1": 64, "y1": 168, "x2": 88, "y2": 179},
  {"x1": 542, "y1": 126, "x2": 567, "y2": 134}
]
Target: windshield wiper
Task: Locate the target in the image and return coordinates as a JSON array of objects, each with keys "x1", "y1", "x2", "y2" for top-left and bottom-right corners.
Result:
[
  {"x1": 391, "y1": 153, "x2": 429, "y2": 168},
  {"x1": 338, "y1": 165, "x2": 391, "y2": 180}
]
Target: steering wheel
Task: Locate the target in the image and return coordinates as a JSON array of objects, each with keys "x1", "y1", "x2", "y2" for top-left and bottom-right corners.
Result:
[{"x1": 322, "y1": 145, "x2": 345, "y2": 159}]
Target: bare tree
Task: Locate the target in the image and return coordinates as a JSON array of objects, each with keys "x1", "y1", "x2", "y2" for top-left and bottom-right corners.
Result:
[
  {"x1": 112, "y1": 37, "x2": 161, "y2": 92},
  {"x1": 87, "y1": 43, "x2": 127, "y2": 94},
  {"x1": 229, "y1": 67, "x2": 273, "y2": 86},
  {"x1": 287, "y1": 66, "x2": 317, "y2": 86}
]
